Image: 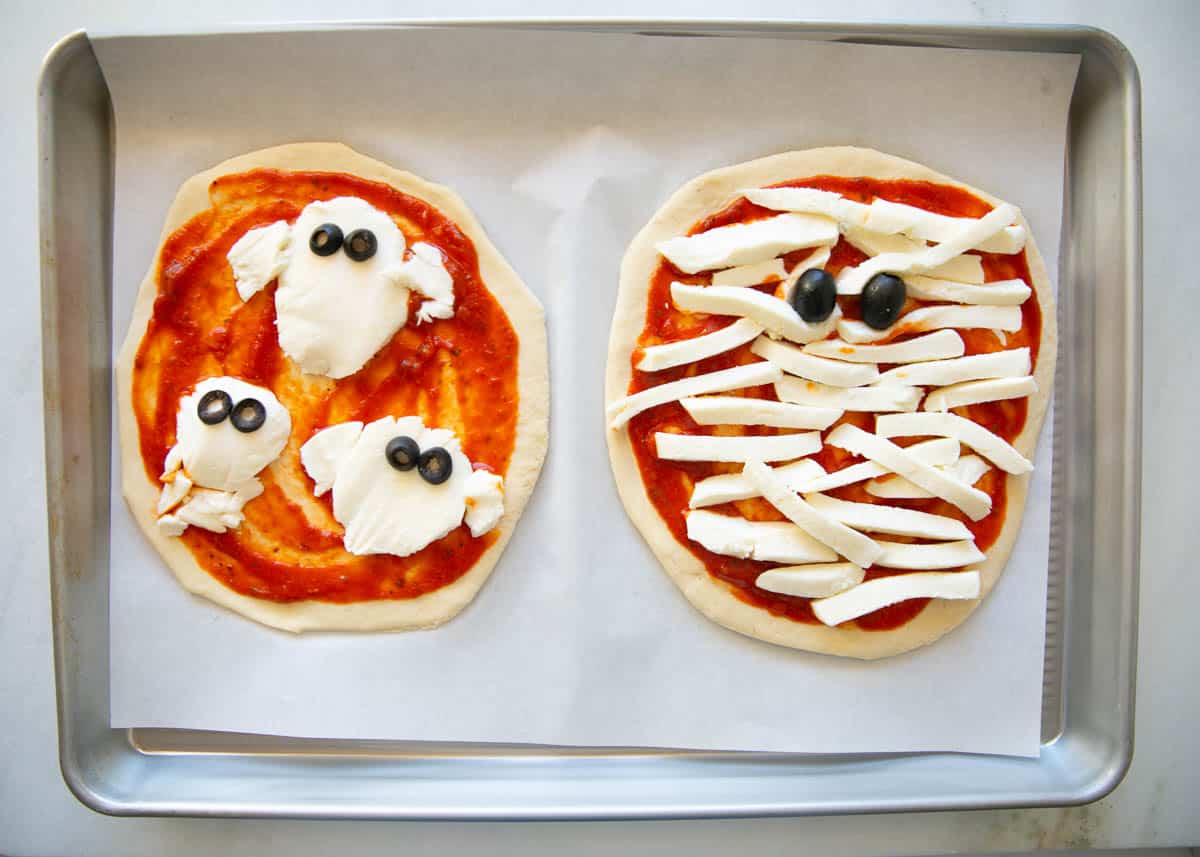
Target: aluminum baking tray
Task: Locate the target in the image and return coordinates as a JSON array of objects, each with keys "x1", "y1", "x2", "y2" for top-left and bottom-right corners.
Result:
[{"x1": 39, "y1": 19, "x2": 1141, "y2": 819}]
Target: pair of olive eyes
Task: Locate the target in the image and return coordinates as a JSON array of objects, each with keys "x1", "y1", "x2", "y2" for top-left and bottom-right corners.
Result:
[
  {"x1": 309, "y1": 223, "x2": 378, "y2": 262},
  {"x1": 384, "y1": 436, "x2": 453, "y2": 485},
  {"x1": 197, "y1": 390, "x2": 267, "y2": 433},
  {"x1": 790, "y1": 269, "x2": 906, "y2": 331}
]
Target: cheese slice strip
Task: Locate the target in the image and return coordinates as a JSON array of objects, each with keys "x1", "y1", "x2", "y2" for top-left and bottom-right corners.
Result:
[
  {"x1": 875, "y1": 539, "x2": 985, "y2": 570},
  {"x1": 842, "y1": 227, "x2": 985, "y2": 284},
  {"x1": 743, "y1": 187, "x2": 871, "y2": 226},
  {"x1": 826, "y1": 423, "x2": 992, "y2": 520},
  {"x1": 803, "y1": 330, "x2": 965, "y2": 364},
  {"x1": 904, "y1": 275, "x2": 1031, "y2": 305},
  {"x1": 607, "y1": 361, "x2": 782, "y2": 429},
  {"x1": 686, "y1": 510, "x2": 838, "y2": 564},
  {"x1": 751, "y1": 336, "x2": 880, "y2": 387},
  {"x1": 776, "y1": 246, "x2": 833, "y2": 302},
  {"x1": 711, "y1": 258, "x2": 788, "y2": 287},
  {"x1": 796, "y1": 438, "x2": 959, "y2": 494},
  {"x1": 690, "y1": 458, "x2": 826, "y2": 508},
  {"x1": 924, "y1": 376, "x2": 1038, "y2": 412},
  {"x1": 875, "y1": 347, "x2": 1031, "y2": 387},
  {"x1": 745, "y1": 461, "x2": 883, "y2": 568},
  {"x1": 636, "y1": 318, "x2": 764, "y2": 372},
  {"x1": 812, "y1": 571, "x2": 981, "y2": 626},
  {"x1": 671, "y1": 282, "x2": 841, "y2": 345},
  {"x1": 756, "y1": 563, "x2": 865, "y2": 598},
  {"x1": 775, "y1": 377, "x2": 921, "y2": 412},
  {"x1": 875, "y1": 412, "x2": 1033, "y2": 475},
  {"x1": 681, "y1": 396, "x2": 842, "y2": 430},
  {"x1": 867, "y1": 454, "x2": 989, "y2": 499},
  {"x1": 864, "y1": 199, "x2": 1027, "y2": 254},
  {"x1": 804, "y1": 493, "x2": 972, "y2": 541},
  {"x1": 655, "y1": 431, "x2": 821, "y2": 463},
  {"x1": 658, "y1": 213, "x2": 838, "y2": 274},
  {"x1": 838, "y1": 305, "x2": 1023, "y2": 345}
]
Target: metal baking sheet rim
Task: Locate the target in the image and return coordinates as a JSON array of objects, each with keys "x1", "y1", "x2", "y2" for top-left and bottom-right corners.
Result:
[{"x1": 38, "y1": 19, "x2": 1142, "y2": 820}]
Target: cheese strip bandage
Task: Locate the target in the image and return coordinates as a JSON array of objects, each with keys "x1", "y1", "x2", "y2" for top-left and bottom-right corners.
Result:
[
  {"x1": 904, "y1": 275, "x2": 1031, "y2": 305},
  {"x1": 923, "y1": 376, "x2": 1038, "y2": 412},
  {"x1": 657, "y1": 213, "x2": 838, "y2": 274},
  {"x1": 875, "y1": 347, "x2": 1030, "y2": 387},
  {"x1": 686, "y1": 510, "x2": 838, "y2": 564},
  {"x1": 838, "y1": 306, "x2": 1023, "y2": 345},
  {"x1": 743, "y1": 187, "x2": 872, "y2": 226},
  {"x1": 690, "y1": 459, "x2": 826, "y2": 508},
  {"x1": 755, "y1": 563, "x2": 865, "y2": 598},
  {"x1": 803, "y1": 330, "x2": 965, "y2": 364},
  {"x1": 874, "y1": 539, "x2": 985, "y2": 570},
  {"x1": 711, "y1": 258, "x2": 787, "y2": 287},
  {"x1": 636, "y1": 318, "x2": 764, "y2": 372},
  {"x1": 744, "y1": 461, "x2": 883, "y2": 568},
  {"x1": 804, "y1": 493, "x2": 972, "y2": 541},
  {"x1": 812, "y1": 571, "x2": 981, "y2": 626},
  {"x1": 751, "y1": 336, "x2": 880, "y2": 387},
  {"x1": 680, "y1": 396, "x2": 842, "y2": 430},
  {"x1": 866, "y1": 454, "x2": 989, "y2": 500},
  {"x1": 864, "y1": 199, "x2": 1027, "y2": 254},
  {"x1": 826, "y1": 423, "x2": 992, "y2": 520},
  {"x1": 797, "y1": 438, "x2": 959, "y2": 494},
  {"x1": 875, "y1": 412, "x2": 1033, "y2": 475},
  {"x1": 607, "y1": 361, "x2": 781, "y2": 429},
  {"x1": 671, "y1": 282, "x2": 841, "y2": 344},
  {"x1": 655, "y1": 431, "x2": 821, "y2": 463},
  {"x1": 775, "y1": 377, "x2": 921, "y2": 412},
  {"x1": 776, "y1": 246, "x2": 833, "y2": 302}
]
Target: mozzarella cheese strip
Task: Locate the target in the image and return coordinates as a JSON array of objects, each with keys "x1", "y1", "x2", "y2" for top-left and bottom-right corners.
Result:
[
  {"x1": 867, "y1": 454, "x2": 989, "y2": 499},
  {"x1": 690, "y1": 458, "x2": 826, "y2": 508},
  {"x1": 803, "y1": 330, "x2": 965, "y2": 364},
  {"x1": 743, "y1": 187, "x2": 872, "y2": 226},
  {"x1": 904, "y1": 275, "x2": 1031, "y2": 305},
  {"x1": 875, "y1": 411, "x2": 1033, "y2": 475},
  {"x1": 864, "y1": 199, "x2": 1026, "y2": 254},
  {"x1": 686, "y1": 510, "x2": 838, "y2": 563},
  {"x1": 838, "y1": 305, "x2": 1023, "y2": 345},
  {"x1": 671, "y1": 282, "x2": 841, "y2": 344},
  {"x1": 755, "y1": 563, "x2": 865, "y2": 598},
  {"x1": 874, "y1": 539, "x2": 985, "y2": 570},
  {"x1": 636, "y1": 318, "x2": 764, "y2": 372},
  {"x1": 804, "y1": 493, "x2": 972, "y2": 541},
  {"x1": 796, "y1": 438, "x2": 959, "y2": 494},
  {"x1": 655, "y1": 430, "x2": 821, "y2": 463},
  {"x1": 776, "y1": 246, "x2": 833, "y2": 301},
  {"x1": 841, "y1": 227, "x2": 984, "y2": 283},
  {"x1": 745, "y1": 462, "x2": 883, "y2": 568},
  {"x1": 657, "y1": 213, "x2": 838, "y2": 274},
  {"x1": 681, "y1": 396, "x2": 842, "y2": 429},
  {"x1": 826, "y1": 423, "x2": 992, "y2": 520},
  {"x1": 751, "y1": 336, "x2": 880, "y2": 387},
  {"x1": 607, "y1": 361, "x2": 782, "y2": 429},
  {"x1": 924, "y1": 376, "x2": 1038, "y2": 412},
  {"x1": 875, "y1": 347, "x2": 1030, "y2": 387},
  {"x1": 812, "y1": 571, "x2": 981, "y2": 626},
  {"x1": 711, "y1": 258, "x2": 787, "y2": 287},
  {"x1": 775, "y1": 377, "x2": 921, "y2": 412}
]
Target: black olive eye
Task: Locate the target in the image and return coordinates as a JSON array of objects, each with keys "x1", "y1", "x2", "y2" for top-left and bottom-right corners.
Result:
[
  {"x1": 790, "y1": 268, "x2": 838, "y2": 323},
  {"x1": 343, "y1": 229, "x2": 377, "y2": 262},
  {"x1": 861, "y1": 273, "x2": 907, "y2": 330},
  {"x1": 417, "y1": 447, "x2": 453, "y2": 485},
  {"x1": 310, "y1": 223, "x2": 344, "y2": 257},
  {"x1": 197, "y1": 389, "x2": 233, "y2": 425},
  {"x1": 385, "y1": 436, "x2": 420, "y2": 472},
  {"x1": 230, "y1": 398, "x2": 267, "y2": 433}
]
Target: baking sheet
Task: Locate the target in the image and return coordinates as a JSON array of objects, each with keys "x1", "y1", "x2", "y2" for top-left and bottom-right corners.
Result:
[{"x1": 100, "y1": 27, "x2": 1076, "y2": 757}]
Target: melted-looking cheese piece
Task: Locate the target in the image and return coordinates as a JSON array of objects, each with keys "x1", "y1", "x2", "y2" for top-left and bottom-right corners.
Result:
[
  {"x1": 227, "y1": 220, "x2": 291, "y2": 300},
  {"x1": 671, "y1": 282, "x2": 842, "y2": 344},
  {"x1": 866, "y1": 454, "x2": 989, "y2": 500},
  {"x1": 657, "y1": 213, "x2": 838, "y2": 274},
  {"x1": 751, "y1": 336, "x2": 879, "y2": 387},
  {"x1": 803, "y1": 330, "x2": 965, "y2": 364},
  {"x1": 875, "y1": 347, "x2": 1030, "y2": 387},
  {"x1": 680, "y1": 396, "x2": 842, "y2": 429},
  {"x1": 796, "y1": 438, "x2": 960, "y2": 494},
  {"x1": 874, "y1": 539, "x2": 985, "y2": 570},
  {"x1": 607, "y1": 361, "x2": 782, "y2": 429},
  {"x1": 755, "y1": 563, "x2": 864, "y2": 598},
  {"x1": 812, "y1": 571, "x2": 981, "y2": 626},
  {"x1": 875, "y1": 412, "x2": 1033, "y2": 475},
  {"x1": 838, "y1": 305, "x2": 1023, "y2": 345},
  {"x1": 686, "y1": 510, "x2": 838, "y2": 563},
  {"x1": 775, "y1": 377, "x2": 921, "y2": 412},
  {"x1": 904, "y1": 275, "x2": 1031, "y2": 305},
  {"x1": 804, "y1": 493, "x2": 973, "y2": 541},
  {"x1": 690, "y1": 459, "x2": 826, "y2": 508},
  {"x1": 711, "y1": 258, "x2": 787, "y2": 287},
  {"x1": 655, "y1": 430, "x2": 821, "y2": 463},
  {"x1": 636, "y1": 318, "x2": 764, "y2": 372},
  {"x1": 923, "y1": 376, "x2": 1038, "y2": 412}
]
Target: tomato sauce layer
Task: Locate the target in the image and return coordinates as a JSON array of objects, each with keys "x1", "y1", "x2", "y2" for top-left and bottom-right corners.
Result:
[
  {"x1": 133, "y1": 169, "x2": 519, "y2": 603},
  {"x1": 628, "y1": 177, "x2": 1041, "y2": 630}
]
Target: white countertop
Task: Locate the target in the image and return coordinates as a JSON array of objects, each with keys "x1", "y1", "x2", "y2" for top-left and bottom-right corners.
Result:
[{"x1": 2, "y1": 1, "x2": 1195, "y2": 855}]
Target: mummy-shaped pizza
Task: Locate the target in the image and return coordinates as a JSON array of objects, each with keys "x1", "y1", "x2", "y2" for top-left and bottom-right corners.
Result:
[{"x1": 605, "y1": 147, "x2": 1055, "y2": 659}]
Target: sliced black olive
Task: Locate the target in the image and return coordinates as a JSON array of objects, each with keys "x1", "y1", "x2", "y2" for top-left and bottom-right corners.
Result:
[
  {"x1": 417, "y1": 447, "x2": 453, "y2": 485},
  {"x1": 385, "y1": 435, "x2": 420, "y2": 472},
  {"x1": 196, "y1": 389, "x2": 233, "y2": 425},
  {"x1": 230, "y1": 398, "x2": 267, "y2": 433},
  {"x1": 861, "y1": 273, "x2": 907, "y2": 330},
  {"x1": 309, "y1": 223, "x2": 344, "y2": 257},
  {"x1": 343, "y1": 229, "x2": 377, "y2": 262},
  {"x1": 790, "y1": 268, "x2": 838, "y2": 323}
]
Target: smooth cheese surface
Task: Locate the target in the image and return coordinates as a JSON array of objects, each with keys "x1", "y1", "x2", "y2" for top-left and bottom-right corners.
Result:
[
  {"x1": 803, "y1": 330, "x2": 965, "y2": 364},
  {"x1": 671, "y1": 282, "x2": 842, "y2": 344},
  {"x1": 875, "y1": 412, "x2": 1034, "y2": 474},
  {"x1": 755, "y1": 563, "x2": 865, "y2": 598},
  {"x1": 690, "y1": 458, "x2": 826, "y2": 508},
  {"x1": 686, "y1": 510, "x2": 838, "y2": 564},
  {"x1": 657, "y1": 212, "x2": 838, "y2": 274},
  {"x1": 812, "y1": 571, "x2": 982, "y2": 626},
  {"x1": 751, "y1": 336, "x2": 880, "y2": 387},
  {"x1": 680, "y1": 396, "x2": 842, "y2": 429},
  {"x1": 636, "y1": 317, "x2": 764, "y2": 372},
  {"x1": 607, "y1": 361, "x2": 782, "y2": 429},
  {"x1": 924, "y1": 376, "x2": 1038, "y2": 412},
  {"x1": 775, "y1": 377, "x2": 922, "y2": 412},
  {"x1": 655, "y1": 430, "x2": 821, "y2": 463}
]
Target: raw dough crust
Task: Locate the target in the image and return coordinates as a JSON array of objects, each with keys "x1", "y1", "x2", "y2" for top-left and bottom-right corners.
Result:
[
  {"x1": 605, "y1": 147, "x2": 1056, "y2": 659},
  {"x1": 118, "y1": 143, "x2": 549, "y2": 633}
]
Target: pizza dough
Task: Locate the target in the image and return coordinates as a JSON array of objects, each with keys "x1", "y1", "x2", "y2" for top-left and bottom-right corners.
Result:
[
  {"x1": 605, "y1": 147, "x2": 1056, "y2": 659},
  {"x1": 118, "y1": 143, "x2": 549, "y2": 633}
]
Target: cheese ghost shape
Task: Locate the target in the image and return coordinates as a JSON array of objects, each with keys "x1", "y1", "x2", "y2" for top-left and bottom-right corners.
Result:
[
  {"x1": 300, "y1": 416, "x2": 504, "y2": 558},
  {"x1": 227, "y1": 196, "x2": 456, "y2": 379},
  {"x1": 157, "y1": 377, "x2": 291, "y2": 536}
]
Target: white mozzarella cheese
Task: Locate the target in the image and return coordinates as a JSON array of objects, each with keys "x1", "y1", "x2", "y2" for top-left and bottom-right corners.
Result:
[
  {"x1": 812, "y1": 570, "x2": 981, "y2": 626},
  {"x1": 671, "y1": 282, "x2": 842, "y2": 344},
  {"x1": 875, "y1": 347, "x2": 1031, "y2": 387},
  {"x1": 776, "y1": 246, "x2": 833, "y2": 302},
  {"x1": 742, "y1": 187, "x2": 871, "y2": 226},
  {"x1": 803, "y1": 493, "x2": 972, "y2": 541},
  {"x1": 655, "y1": 430, "x2": 821, "y2": 463},
  {"x1": 607, "y1": 361, "x2": 782, "y2": 429},
  {"x1": 636, "y1": 318, "x2": 764, "y2": 372},
  {"x1": 928, "y1": 253, "x2": 986, "y2": 284},
  {"x1": 775, "y1": 377, "x2": 922, "y2": 412},
  {"x1": 802, "y1": 330, "x2": 965, "y2": 364},
  {"x1": 751, "y1": 336, "x2": 880, "y2": 387},
  {"x1": 680, "y1": 396, "x2": 842, "y2": 430},
  {"x1": 904, "y1": 275, "x2": 1031, "y2": 305},
  {"x1": 923, "y1": 376, "x2": 1038, "y2": 411},
  {"x1": 838, "y1": 305, "x2": 1023, "y2": 345},
  {"x1": 227, "y1": 220, "x2": 291, "y2": 301},
  {"x1": 866, "y1": 454, "x2": 989, "y2": 499},
  {"x1": 755, "y1": 563, "x2": 865, "y2": 598},
  {"x1": 710, "y1": 258, "x2": 788, "y2": 287},
  {"x1": 657, "y1": 213, "x2": 838, "y2": 274},
  {"x1": 843, "y1": 225, "x2": 925, "y2": 257},
  {"x1": 796, "y1": 437, "x2": 960, "y2": 494},
  {"x1": 690, "y1": 458, "x2": 826, "y2": 508},
  {"x1": 874, "y1": 412, "x2": 1033, "y2": 475},
  {"x1": 864, "y1": 199, "x2": 1027, "y2": 253},
  {"x1": 874, "y1": 539, "x2": 985, "y2": 570},
  {"x1": 686, "y1": 510, "x2": 838, "y2": 563}
]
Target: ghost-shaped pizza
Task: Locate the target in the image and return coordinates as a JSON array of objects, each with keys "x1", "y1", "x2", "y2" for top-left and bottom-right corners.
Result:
[
  {"x1": 605, "y1": 147, "x2": 1055, "y2": 659},
  {"x1": 118, "y1": 143, "x2": 548, "y2": 632}
]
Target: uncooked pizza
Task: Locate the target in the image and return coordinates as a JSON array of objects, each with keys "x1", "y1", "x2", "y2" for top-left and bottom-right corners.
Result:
[
  {"x1": 118, "y1": 143, "x2": 548, "y2": 632},
  {"x1": 605, "y1": 147, "x2": 1054, "y2": 659}
]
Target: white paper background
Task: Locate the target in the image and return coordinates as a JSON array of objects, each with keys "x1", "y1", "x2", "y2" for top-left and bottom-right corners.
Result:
[{"x1": 100, "y1": 27, "x2": 1076, "y2": 756}]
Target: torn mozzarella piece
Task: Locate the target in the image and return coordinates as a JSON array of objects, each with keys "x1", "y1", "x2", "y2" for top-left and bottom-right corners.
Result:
[
  {"x1": 838, "y1": 305, "x2": 1023, "y2": 344},
  {"x1": 636, "y1": 318, "x2": 764, "y2": 372},
  {"x1": 812, "y1": 571, "x2": 981, "y2": 626},
  {"x1": 796, "y1": 438, "x2": 960, "y2": 494},
  {"x1": 227, "y1": 220, "x2": 291, "y2": 300},
  {"x1": 802, "y1": 330, "x2": 965, "y2": 364},
  {"x1": 743, "y1": 187, "x2": 872, "y2": 226},
  {"x1": 875, "y1": 347, "x2": 1030, "y2": 387},
  {"x1": 657, "y1": 213, "x2": 838, "y2": 274},
  {"x1": 607, "y1": 361, "x2": 782, "y2": 430},
  {"x1": 463, "y1": 470, "x2": 505, "y2": 537},
  {"x1": 655, "y1": 430, "x2": 821, "y2": 463},
  {"x1": 866, "y1": 454, "x2": 989, "y2": 500},
  {"x1": 156, "y1": 471, "x2": 193, "y2": 515},
  {"x1": 689, "y1": 459, "x2": 826, "y2": 508},
  {"x1": 904, "y1": 275, "x2": 1031, "y2": 305},
  {"x1": 750, "y1": 336, "x2": 879, "y2": 387},
  {"x1": 164, "y1": 481, "x2": 264, "y2": 536},
  {"x1": 711, "y1": 258, "x2": 787, "y2": 287},
  {"x1": 775, "y1": 377, "x2": 921, "y2": 412},
  {"x1": 874, "y1": 539, "x2": 985, "y2": 570},
  {"x1": 875, "y1": 412, "x2": 1033, "y2": 475},
  {"x1": 756, "y1": 563, "x2": 865, "y2": 598},
  {"x1": 686, "y1": 510, "x2": 838, "y2": 563},
  {"x1": 923, "y1": 376, "x2": 1038, "y2": 412},
  {"x1": 300, "y1": 421, "x2": 364, "y2": 497},
  {"x1": 864, "y1": 199, "x2": 1026, "y2": 254},
  {"x1": 671, "y1": 282, "x2": 841, "y2": 344},
  {"x1": 680, "y1": 396, "x2": 842, "y2": 430},
  {"x1": 394, "y1": 242, "x2": 457, "y2": 323},
  {"x1": 803, "y1": 493, "x2": 972, "y2": 541}
]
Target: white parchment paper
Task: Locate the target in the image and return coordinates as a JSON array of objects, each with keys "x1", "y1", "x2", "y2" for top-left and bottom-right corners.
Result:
[{"x1": 100, "y1": 27, "x2": 1077, "y2": 756}]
